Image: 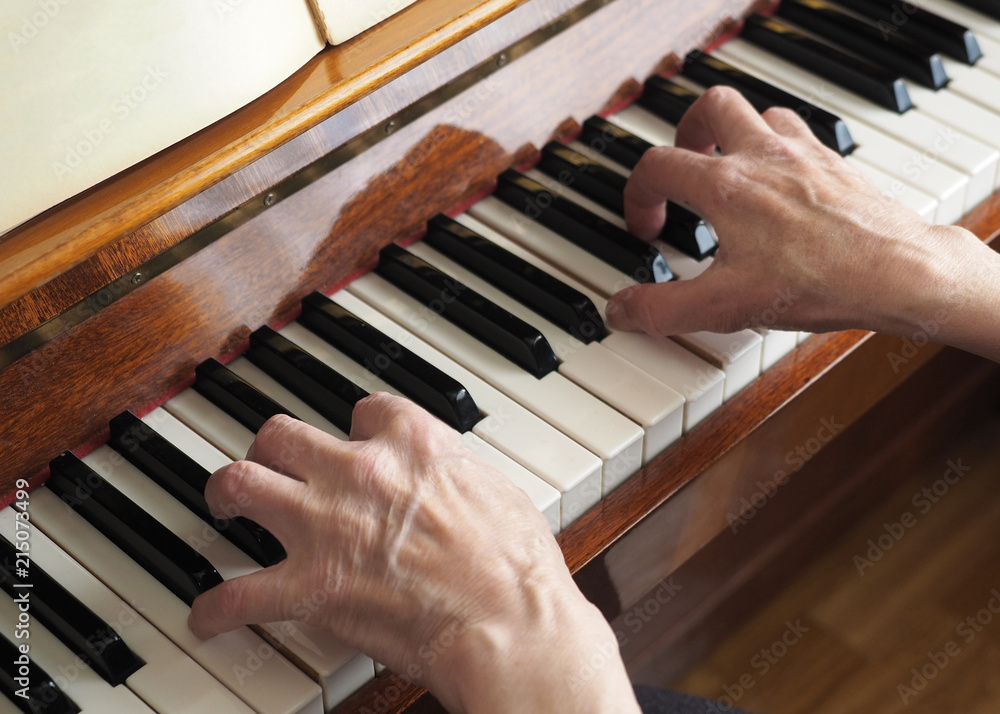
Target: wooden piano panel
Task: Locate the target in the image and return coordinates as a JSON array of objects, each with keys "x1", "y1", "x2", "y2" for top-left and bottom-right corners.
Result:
[{"x1": 0, "y1": 0, "x2": 758, "y2": 344}]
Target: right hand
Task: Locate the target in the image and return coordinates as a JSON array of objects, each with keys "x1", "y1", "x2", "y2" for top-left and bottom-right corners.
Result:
[{"x1": 606, "y1": 86, "x2": 996, "y2": 351}]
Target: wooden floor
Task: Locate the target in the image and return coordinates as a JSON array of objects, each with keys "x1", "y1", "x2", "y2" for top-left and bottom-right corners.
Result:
[{"x1": 673, "y1": 410, "x2": 1000, "y2": 714}]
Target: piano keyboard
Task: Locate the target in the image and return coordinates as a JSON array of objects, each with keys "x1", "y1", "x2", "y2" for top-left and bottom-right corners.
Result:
[{"x1": 8, "y1": 1, "x2": 1000, "y2": 710}]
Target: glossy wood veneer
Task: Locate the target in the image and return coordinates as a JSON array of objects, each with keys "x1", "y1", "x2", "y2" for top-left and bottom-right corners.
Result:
[{"x1": 0, "y1": 0, "x2": 757, "y2": 341}]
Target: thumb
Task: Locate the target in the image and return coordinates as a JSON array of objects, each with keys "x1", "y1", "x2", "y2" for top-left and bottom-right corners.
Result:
[{"x1": 606, "y1": 270, "x2": 744, "y2": 336}]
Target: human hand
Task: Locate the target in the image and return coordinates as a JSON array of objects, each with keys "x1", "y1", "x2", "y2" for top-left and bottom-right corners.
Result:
[
  {"x1": 188, "y1": 393, "x2": 639, "y2": 714},
  {"x1": 606, "y1": 86, "x2": 997, "y2": 350}
]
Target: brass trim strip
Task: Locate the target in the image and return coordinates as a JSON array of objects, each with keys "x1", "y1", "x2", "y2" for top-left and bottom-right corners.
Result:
[{"x1": 0, "y1": 0, "x2": 617, "y2": 370}]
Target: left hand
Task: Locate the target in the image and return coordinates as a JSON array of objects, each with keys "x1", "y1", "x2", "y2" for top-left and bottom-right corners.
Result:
[{"x1": 188, "y1": 393, "x2": 639, "y2": 714}]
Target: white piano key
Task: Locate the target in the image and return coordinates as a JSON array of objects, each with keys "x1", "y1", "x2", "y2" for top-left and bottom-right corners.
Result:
[
  {"x1": 141, "y1": 406, "x2": 231, "y2": 472},
  {"x1": 224, "y1": 357, "x2": 349, "y2": 438},
  {"x1": 715, "y1": 38, "x2": 1000, "y2": 198},
  {"x1": 277, "y1": 321, "x2": 409, "y2": 399},
  {"x1": 0, "y1": 694, "x2": 20, "y2": 714},
  {"x1": 607, "y1": 104, "x2": 677, "y2": 146},
  {"x1": 453, "y1": 213, "x2": 726, "y2": 430},
  {"x1": 903, "y1": 86, "x2": 1000, "y2": 170},
  {"x1": 164, "y1": 388, "x2": 255, "y2": 460},
  {"x1": 0, "y1": 589, "x2": 156, "y2": 714},
  {"x1": 847, "y1": 155, "x2": 939, "y2": 220},
  {"x1": 934, "y1": 54, "x2": 1000, "y2": 114},
  {"x1": 28, "y1": 487, "x2": 325, "y2": 714},
  {"x1": 330, "y1": 290, "x2": 603, "y2": 529},
  {"x1": 798, "y1": 332, "x2": 813, "y2": 345},
  {"x1": 80, "y1": 444, "x2": 374, "y2": 712},
  {"x1": 471, "y1": 182, "x2": 763, "y2": 400},
  {"x1": 347, "y1": 272, "x2": 645, "y2": 498},
  {"x1": 706, "y1": 44, "x2": 975, "y2": 219},
  {"x1": 599, "y1": 329, "x2": 725, "y2": 430},
  {"x1": 568, "y1": 139, "x2": 631, "y2": 176},
  {"x1": 845, "y1": 120, "x2": 967, "y2": 223},
  {"x1": 754, "y1": 327, "x2": 799, "y2": 370},
  {"x1": 0, "y1": 509, "x2": 256, "y2": 714},
  {"x1": 912, "y1": 0, "x2": 1000, "y2": 43},
  {"x1": 469, "y1": 196, "x2": 635, "y2": 297},
  {"x1": 406, "y1": 240, "x2": 685, "y2": 469},
  {"x1": 674, "y1": 330, "x2": 761, "y2": 400},
  {"x1": 968, "y1": 32, "x2": 1000, "y2": 78},
  {"x1": 977, "y1": 34, "x2": 1000, "y2": 79},
  {"x1": 273, "y1": 322, "x2": 562, "y2": 531}
]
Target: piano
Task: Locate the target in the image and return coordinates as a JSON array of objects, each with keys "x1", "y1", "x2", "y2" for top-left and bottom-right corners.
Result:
[{"x1": 3, "y1": 0, "x2": 1000, "y2": 711}]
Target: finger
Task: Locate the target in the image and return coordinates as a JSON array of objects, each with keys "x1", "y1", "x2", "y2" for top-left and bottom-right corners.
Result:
[
  {"x1": 674, "y1": 85, "x2": 774, "y2": 156},
  {"x1": 349, "y1": 391, "x2": 435, "y2": 442},
  {"x1": 205, "y1": 460, "x2": 306, "y2": 542},
  {"x1": 624, "y1": 147, "x2": 716, "y2": 241},
  {"x1": 188, "y1": 565, "x2": 293, "y2": 639},
  {"x1": 246, "y1": 414, "x2": 347, "y2": 481},
  {"x1": 760, "y1": 106, "x2": 813, "y2": 141},
  {"x1": 605, "y1": 271, "x2": 746, "y2": 336}
]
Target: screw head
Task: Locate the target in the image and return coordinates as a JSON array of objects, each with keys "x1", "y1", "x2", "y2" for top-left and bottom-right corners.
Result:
[
  {"x1": 130, "y1": 272, "x2": 143, "y2": 286},
  {"x1": 263, "y1": 192, "x2": 277, "y2": 207},
  {"x1": 496, "y1": 53, "x2": 508, "y2": 67}
]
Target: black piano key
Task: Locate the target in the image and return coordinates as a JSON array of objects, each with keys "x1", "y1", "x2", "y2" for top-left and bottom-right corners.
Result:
[
  {"x1": 492, "y1": 170, "x2": 674, "y2": 283},
  {"x1": 636, "y1": 76, "x2": 699, "y2": 127},
  {"x1": 833, "y1": 0, "x2": 982, "y2": 64},
  {"x1": 246, "y1": 327, "x2": 367, "y2": 435},
  {"x1": 0, "y1": 634, "x2": 79, "y2": 714},
  {"x1": 676, "y1": 56, "x2": 857, "y2": 155},
  {"x1": 954, "y1": 0, "x2": 1000, "y2": 20},
  {"x1": 658, "y1": 203, "x2": 718, "y2": 260},
  {"x1": 376, "y1": 244, "x2": 559, "y2": 379},
  {"x1": 107, "y1": 412, "x2": 286, "y2": 568},
  {"x1": 422, "y1": 214, "x2": 608, "y2": 342},
  {"x1": 535, "y1": 144, "x2": 716, "y2": 260},
  {"x1": 194, "y1": 358, "x2": 295, "y2": 433},
  {"x1": 0, "y1": 539, "x2": 144, "y2": 687},
  {"x1": 539, "y1": 141, "x2": 628, "y2": 214},
  {"x1": 775, "y1": 0, "x2": 949, "y2": 89},
  {"x1": 47, "y1": 453, "x2": 224, "y2": 607},
  {"x1": 741, "y1": 14, "x2": 914, "y2": 113},
  {"x1": 298, "y1": 292, "x2": 481, "y2": 432},
  {"x1": 579, "y1": 116, "x2": 652, "y2": 170}
]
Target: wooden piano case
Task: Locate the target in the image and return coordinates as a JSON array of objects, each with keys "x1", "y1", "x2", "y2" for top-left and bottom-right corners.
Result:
[{"x1": 2, "y1": 0, "x2": 998, "y2": 711}]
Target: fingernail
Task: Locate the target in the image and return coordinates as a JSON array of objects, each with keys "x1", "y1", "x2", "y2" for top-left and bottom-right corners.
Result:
[{"x1": 605, "y1": 298, "x2": 626, "y2": 330}]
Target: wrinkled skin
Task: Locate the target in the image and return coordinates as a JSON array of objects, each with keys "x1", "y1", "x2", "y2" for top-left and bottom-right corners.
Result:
[
  {"x1": 189, "y1": 394, "x2": 638, "y2": 714},
  {"x1": 610, "y1": 86, "x2": 1000, "y2": 364}
]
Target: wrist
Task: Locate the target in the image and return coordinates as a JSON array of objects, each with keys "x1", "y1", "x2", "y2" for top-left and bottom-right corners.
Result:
[
  {"x1": 869, "y1": 226, "x2": 1000, "y2": 359},
  {"x1": 429, "y1": 576, "x2": 640, "y2": 714}
]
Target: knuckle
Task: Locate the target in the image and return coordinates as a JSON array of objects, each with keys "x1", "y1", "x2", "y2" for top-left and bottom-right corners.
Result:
[
  {"x1": 757, "y1": 134, "x2": 796, "y2": 160},
  {"x1": 351, "y1": 391, "x2": 397, "y2": 427},
  {"x1": 213, "y1": 460, "x2": 260, "y2": 505},
  {"x1": 700, "y1": 84, "x2": 742, "y2": 107},
  {"x1": 256, "y1": 413, "x2": 298, "y2": 447},
  {"x1": 761, "y1": 105, "x2": 798, "y2": 124}
]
